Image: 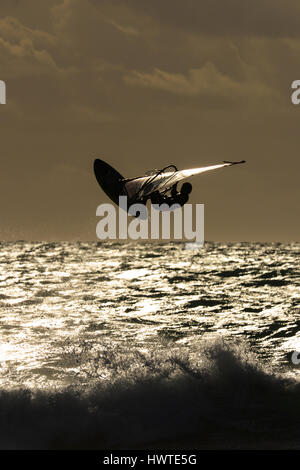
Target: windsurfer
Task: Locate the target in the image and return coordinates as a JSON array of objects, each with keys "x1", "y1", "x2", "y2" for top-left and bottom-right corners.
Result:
[{"x1": 150, "y1": 182, "x2": 192, "y2": 208}]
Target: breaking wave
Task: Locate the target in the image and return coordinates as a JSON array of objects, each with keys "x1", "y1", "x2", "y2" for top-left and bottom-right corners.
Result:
[{"x1": 0, "y1": 339, "x2": 300, "y2": 450}]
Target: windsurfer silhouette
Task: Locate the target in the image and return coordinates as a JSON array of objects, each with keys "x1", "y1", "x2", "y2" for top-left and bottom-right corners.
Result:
[{"x1": 150, "y1": 182, "x2": 192, "y2": 208}]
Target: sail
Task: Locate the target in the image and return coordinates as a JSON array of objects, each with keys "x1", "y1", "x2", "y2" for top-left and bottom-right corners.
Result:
[{"x1": 124, "y1": 162, "x2": 239, "y2": 202}]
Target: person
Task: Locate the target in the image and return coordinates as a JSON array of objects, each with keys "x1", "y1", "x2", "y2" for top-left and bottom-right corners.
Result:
[{"x1": 150, "y1": 182, "x2": 192, "y2": 208}]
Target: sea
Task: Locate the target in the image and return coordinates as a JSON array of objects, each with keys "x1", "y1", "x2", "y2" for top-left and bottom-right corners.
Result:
[{"x1": 0, "y1": 241, "x2": 299, "y2": 449}]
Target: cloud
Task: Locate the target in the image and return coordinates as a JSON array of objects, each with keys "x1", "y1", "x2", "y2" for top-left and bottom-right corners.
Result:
[
  {"x1": 0, "y1": 1, "x2": 294, "y2": 126},
  {"x1": 124, "y1": 63, "x2": 277, "y2": 104},
  {"x1": 0, "y1": 16, "x2": 62, "y2": 78},
  {"x1": 0, "y1": 16, "x2": 54, "y2": 46}
]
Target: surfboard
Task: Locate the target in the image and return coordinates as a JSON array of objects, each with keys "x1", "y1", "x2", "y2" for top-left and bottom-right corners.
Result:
[{"x1": 94, "y1": 159, "x2": 127, "y2": 205}]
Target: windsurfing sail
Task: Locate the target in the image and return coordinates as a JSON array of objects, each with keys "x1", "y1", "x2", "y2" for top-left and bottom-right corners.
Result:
[{"x1": 123, "y1": 160, "x2": 245, "y2": 203}]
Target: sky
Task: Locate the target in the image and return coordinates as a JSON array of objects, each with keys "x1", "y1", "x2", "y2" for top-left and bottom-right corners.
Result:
[{"x1": 0, "y1": 0, "x2": 299, "y2": 241}]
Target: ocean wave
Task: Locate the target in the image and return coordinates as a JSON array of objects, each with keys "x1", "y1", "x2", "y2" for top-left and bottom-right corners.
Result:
[{"x1": 0, "y1": 340, "x2": 299, "y2": 450}]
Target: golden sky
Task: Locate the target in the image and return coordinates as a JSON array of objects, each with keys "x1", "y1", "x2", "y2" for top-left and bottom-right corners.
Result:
[{"x1": 0, "y1": 0, "x2": 299, "y2": 241}]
